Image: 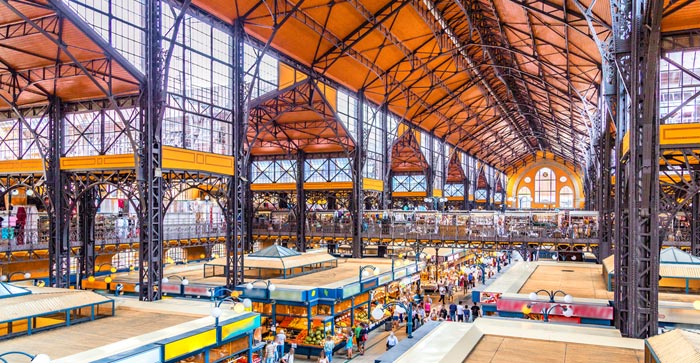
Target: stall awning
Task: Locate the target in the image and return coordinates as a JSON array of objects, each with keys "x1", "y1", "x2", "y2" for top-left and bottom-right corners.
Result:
[
  {"x1": 210, "y1": 247, "x2": 337, "y2": 271},
  {"x1": 646, "y1": 329, "x2": 700, "y2": 363},
  {"x1": 1, "y1": 287, "x2": 111, "y2": 322},
  {"x1": 660, "y1": 247, "x2": 700, "y2": 264},
  {"x1": 0, "y1": 282, "x2": 31, "y2": 299}
]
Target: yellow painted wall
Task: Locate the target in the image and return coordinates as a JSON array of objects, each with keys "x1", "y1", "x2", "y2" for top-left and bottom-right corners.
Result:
[{"x1": 506, "y1": 158, "x2": 585, "y2": 209}]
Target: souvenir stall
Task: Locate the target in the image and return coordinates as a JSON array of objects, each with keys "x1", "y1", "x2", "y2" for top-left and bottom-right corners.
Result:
[
  {"x1": 503, "y1": 211, "x2": 532, "y2": 237},
  {"x1": 567, "y1": 211, "x2": 599, "y2": 238},
  {"x1": 467, "y1": 211, "x2": 496, "y2": 237}
]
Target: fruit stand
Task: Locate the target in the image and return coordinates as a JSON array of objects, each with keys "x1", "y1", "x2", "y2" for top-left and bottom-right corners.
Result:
[{"x1": 236, "y1": 258, "x2": 426, "y2": 359}]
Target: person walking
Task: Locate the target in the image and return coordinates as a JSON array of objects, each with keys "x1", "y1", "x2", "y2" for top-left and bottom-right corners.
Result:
[
  {"x1": 386, "y1": 331, "x2": 398, "y2": 351},
  {"x1": 438, "y1": 285, "x2": 446, "y2": 304},
  {"x1": 345, "y1": 329, "x2": 354, "y2": 359},
  {"x1": 470, "y1": 302, "x2": 481, "y2": 321},
  {"x1": 276, "y1": 329, "x2": 287, "y2": 359},
  {"x1": 358, "y1": 323, "x2": 369, "y2": 355},
  {"x1": 264, "y1": 341, "x2": 277, "y2": 363},
  {"x1": 456, "y1": 301, "x2": 465, "y2": 322},
  {"x1": 449, "y1": 301, "x2": 457, "y2": 321},
  {"x1": 323, "y1": 335, "x2": 335, "y2": 363}
]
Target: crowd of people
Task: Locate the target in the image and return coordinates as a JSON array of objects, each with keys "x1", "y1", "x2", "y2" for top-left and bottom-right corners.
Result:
[{"x1": 260, "y1": 257, "x2": 499, "y2": 363}]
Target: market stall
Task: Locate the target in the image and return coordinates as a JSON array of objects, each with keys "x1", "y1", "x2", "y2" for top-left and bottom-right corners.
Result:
[{"x1": 236, "y1": 258, "x2": 425, "y2": 358}]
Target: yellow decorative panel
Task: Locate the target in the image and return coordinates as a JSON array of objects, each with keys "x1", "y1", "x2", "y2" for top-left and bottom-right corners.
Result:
[
  {"x1": 392, "y1": 191, "x2": 427, "y2": 197},
  {"x1": 0, "y1": 159, "x2": 43, "y2": 173},
  {"x1": 660, "y1": 123, "x2": 700, "y2": 146},
  {"x1": 363, "y1": 178, "x2": 384, "y2": 191},
  {"x1": 446, "y1": 196, "x2": 463, "y2": 201},
  {"x1": 250, "y1": 183, "x2": 296, "y2": 191},
  {"x1": 432, "y1": 189, "x2": 443, "y2": 197},
  {"x1": 162, "y1": 147, "x2": 234, "y2": 175},
  {"x1": 304, "y1": 181, "x2": 353, "y2": 190},
  {"x1": 163, "y1": 329, "x2": 217, "y2": 361},
  {"x1": 60, "y1": 154, "x2": 135, "y2": 170}
]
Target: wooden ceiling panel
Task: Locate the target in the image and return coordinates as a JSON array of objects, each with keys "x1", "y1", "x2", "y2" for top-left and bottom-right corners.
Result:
[
  {"x1": 0, "y1": 0, "x2": 52, "y2": 24},
  {"x1": 304, "y1": 2, "x2": 366, "y2": 41},
  {"x1": 662, "y1": 1, "x2": 700, "y2": 32}
]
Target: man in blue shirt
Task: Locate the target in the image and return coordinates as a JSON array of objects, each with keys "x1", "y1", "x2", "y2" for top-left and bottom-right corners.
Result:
[{"x1": 449, "y1": 302, "x2": 457, "y2": 321}]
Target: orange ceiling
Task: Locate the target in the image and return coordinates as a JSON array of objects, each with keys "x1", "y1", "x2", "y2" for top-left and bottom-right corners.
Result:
[
  {"x1": 247, "y1": 79, "x2": 354, "y2": 156},
  {"x1": 0, "y1": 0, "x2": 140, "y2": 110},
  {"x1": 390, "y1": 131, "x2": 429, "y2": 174}
]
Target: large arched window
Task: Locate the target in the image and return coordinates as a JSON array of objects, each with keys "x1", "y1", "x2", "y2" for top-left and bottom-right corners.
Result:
[
  {"x1": 534, "y1": 168, "x2": 556, "y2": 204},
  {"x1": 517, "y1": 187, "x2": 532, "y2": 209},
  {"x1": 559, "y1": 186, "x2": 574, "y2": 208}
]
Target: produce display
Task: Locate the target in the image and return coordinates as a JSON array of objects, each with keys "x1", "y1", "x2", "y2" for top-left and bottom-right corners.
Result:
[
  {"x1": 279, "y1": 316, "x2": 308, "y2": 331},
  {"x1": 335, "y1": 312, "x2": 351, "y2": 329},
  {"x1": 354, "y1": 308, "x2": 369, "y2": 325},
  {"x1": 301, "y1": 327, "x2": 327, "y2": 346}
]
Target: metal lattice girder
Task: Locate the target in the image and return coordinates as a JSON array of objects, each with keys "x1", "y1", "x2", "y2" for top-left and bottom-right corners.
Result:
[
  {"x1": 6, "y1": 58, "x2": 133, "y2": 85},
  {"x1": 138, "y1": 0, "x2": 164, "y2": 301},
  {"x1": 351, "y1": 92, "x2": 365, "y2": 259},
  {"x1": 283, "y1": 2, "x2": 516, "y2": 168},
  {"x1": 227, "y1": 21, "x2": 247, "y2": 288},
  {"x1": 46, "y1": 96, "x2": 72, "y2": 288},
  {"x1": 79, "y1": 188, "x2": 97, "y2": 284},
  {"x1": 296, "y1": 150, "x2": 306, "y2": 252},
  {"x1": 693, "y1": 171, "x2": 700, "y2": 257},
  {"x1": 0, "y1": 13, "x2": 59, "y2": 40},
  {"x1": 612, "y1": 0, "x2": 663, "y2": 339},
  {"x1": 246, "y1": 79, "x2": 355, "y2": 156}
]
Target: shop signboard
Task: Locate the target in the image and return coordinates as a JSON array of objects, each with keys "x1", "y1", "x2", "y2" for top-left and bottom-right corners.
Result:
[
  {"x1": 480, "y1": 292, "x2": 501, "y2": 304},
  {"x1": 378, "y1": 274, "x2": 392, "y2": 286},
  {"x1": 221, "y1": 314, "x2": 260, "y2": 342},
  {"x1": 361, "y1": 278, "x2": 378, "y2": 292},
  {"x1": 342, "y1": 283, "x2": 361, "y2": 299},
  {"x1": 162, "y1": 328, "x2": 217, "y2": 362},
  {"x1": 407, "y1": 264, "x2": 417, "y2": 275},
  {"x1": 495, "y1": 299, "x2": 614, "y2": 320},
  {"x1": 270, "y1": 289, "x2": 304, "y2": 302},
  {"x1": 410, "y1": 274, "x2": 420, "y2": 283},
  {"x1": 161, "y1": 283, "x2": 181, "y2": 294},
  {"x1": 183, "y1": 285, "x2": 210, "y2": 296},
  {"x1": 394, "y1": 268, "x2": 407, "y2": 279},
  {"x1": 243, "y1": 288, "x2": 268, "y2": 300}
]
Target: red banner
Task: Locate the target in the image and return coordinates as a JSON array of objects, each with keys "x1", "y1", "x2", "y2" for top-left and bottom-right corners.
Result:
[
  {"x1": 184, "y1": 285, "x2": 211, "y2": 296},
  {"x1": 161, "y1": 284, "x2": 181, "y2": 294},
  {"x1": 496, "y1": 299, "x2": 613, "y2": 320}
]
